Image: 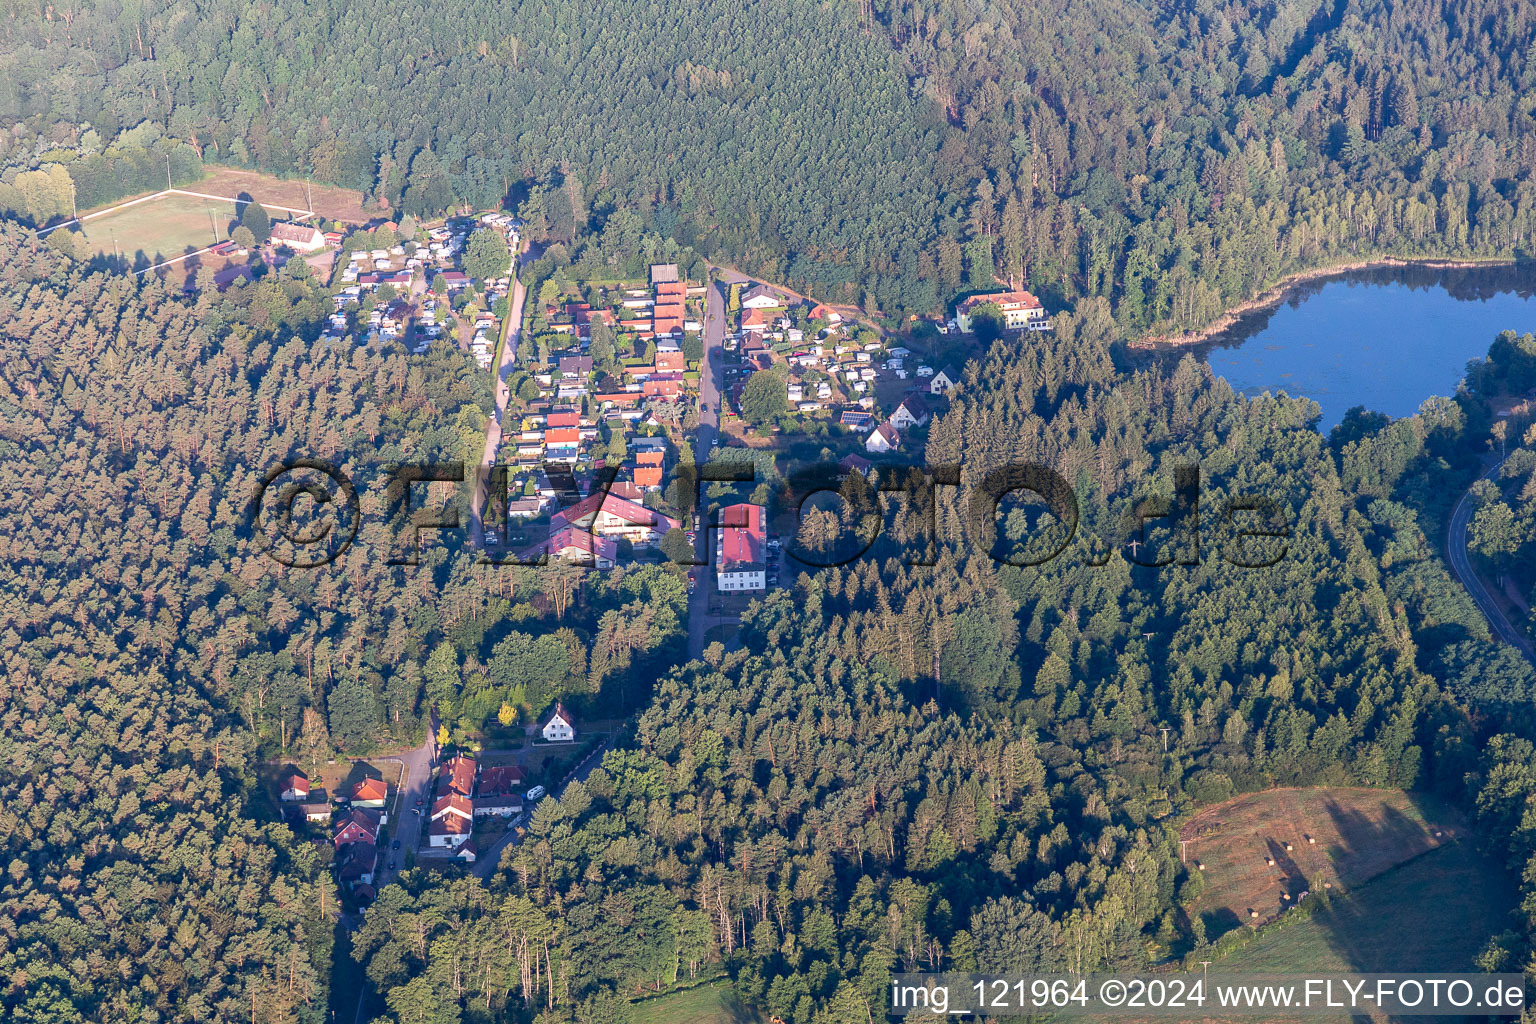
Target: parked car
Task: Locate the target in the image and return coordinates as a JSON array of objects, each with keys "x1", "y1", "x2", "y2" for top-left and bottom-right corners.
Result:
[
  {"x1": 392, "y1": 839, "x2": 401, "y2": 850},
  {"x1": 387, "y1": 861, "x2": 395, "y2": 871},
  {"x1": 526, "y1": 785, "x2": 547, "y2": 802}
]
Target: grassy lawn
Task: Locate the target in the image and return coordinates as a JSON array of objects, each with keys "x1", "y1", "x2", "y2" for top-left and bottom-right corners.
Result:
[
  {"x1": 77, "y1": 192, "x2": 238, "y2": 263},
  {"x1": 1218, "y1": 841, "x2": 1512, "y2": 974},
  {"x1": 630, "y1": 980, "x2": 764, "y2": 1024},
  {"x1": 1181, "y1": 787, "x2": 1465, "y2": 938}
]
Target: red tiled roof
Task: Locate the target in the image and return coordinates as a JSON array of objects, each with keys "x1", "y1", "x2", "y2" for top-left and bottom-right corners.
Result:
[
  {"x1": 429, "y1": 812, "x2": 472, "y2": 838},
  {"x1": 636, "y1": 450, "x2": 665, "y2": 467},
  {"x1": 717, "y1": 503, "x2": 764, "y2": 570},
  {"x1": 634, "y1": 467, "x2": 663, "y2": 488},
  {"x1": 518, "y1": 527, "x2": 617, "y2": 565},
  {"x1": 957, "y1": 289, "x2": 1043, "y2": 313},
  {"x1": 440, "y1": 754, "x2": 476, "y2": 797},
  {"x1": 351, "y1": 777, "x2": 387, "y2": 803},
  {"x1": 478, "y1": 765, "x2": 525, "y2": 797},
  {"x1": 431, "y1": 793, "x2": 473, "y2": 819}
]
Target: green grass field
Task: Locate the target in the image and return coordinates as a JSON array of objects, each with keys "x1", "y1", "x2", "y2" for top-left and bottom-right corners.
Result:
[
  {"x1": 76, "y1": 192, "x2": 239, "y2": 263},
  {"x1": 1220, "y1": 841, "x2": 1513, "y2": 973},
  {"x1": 630, "y1": 980, "x2": 764, "y2": 1024}
]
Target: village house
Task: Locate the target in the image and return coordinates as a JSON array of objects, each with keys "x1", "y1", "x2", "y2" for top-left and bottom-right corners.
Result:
[
  {"x1": 336, "y1": 843, "x2": 378, "y2": 896},
  {"x1": 270, "y1": 222, "x2": 327, "y2": 252},
  {"x1": 475, "y1": 765, "x2": 525, "y2": 817},
  {"x1": 866, "y1": 421, "x2": 901, "y2": 453},
  {"x1": 741, "y1": 284, "x2": 783, "y2": 309},
  {"x1": 517, "y1": 526, "x2": 617, "y2": 569},
  {"x1": 740, "y1": 308, "x2": 770, "y2": 334},
  {"x1": 437, "y1": 754, "x2": 477, "y2": 799},
  {"x1": 550, "y1": 492, "x2": 680, "y2": 547},
  {"x1": 716, "y1": 502, "x2": 767, "y2": 591},
  {"x1": 428, "y1": 794, "x2": 474, "y2": 848},
  {"x1": 350, "y1": 777, "x2": 388, "y2": 809},
  {"x1": 333, "y1": 808, "x2": 381, "y2": 848},
  {"x1": 889, "y1": 393, "x2": 932, "y2": 430},
  {"x1": 930, "y1": 364, "x2": 961, "y2": 395},
  {"x1": 542, "y1": 702, "x2": 577, "y2": 743},
  {"x1": 279, "y1": 770, "x2": 310, "y2": 802}
]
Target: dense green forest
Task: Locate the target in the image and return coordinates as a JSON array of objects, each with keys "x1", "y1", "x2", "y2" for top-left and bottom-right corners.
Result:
[
  {"x1": 9, "y1": 0, "x2": 1536, "y2": 330},
  {"x1": 5, "y1": 177, "x2": 1536, "y2": 1022}
]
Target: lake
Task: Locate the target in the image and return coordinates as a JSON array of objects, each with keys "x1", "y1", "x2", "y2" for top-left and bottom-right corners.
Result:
[{"x1": 1199, "y1": 263, "x2": 1536, "y2": 431}]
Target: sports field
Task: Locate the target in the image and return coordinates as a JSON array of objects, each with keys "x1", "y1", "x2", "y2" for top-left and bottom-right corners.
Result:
[
  {"x1": 1181, "y1": 788, "x2": 1463, "y2": 937},
  {"x1": 75, "y1": 191, "x2": 239, "y2": 263}
]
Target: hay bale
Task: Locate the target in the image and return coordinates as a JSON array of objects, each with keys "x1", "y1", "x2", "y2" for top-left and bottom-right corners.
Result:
[
  {"x1": 1284, "y1": 842, "x2": 1293, "y2": 852},
  {"x1": 1265, "y1": 857, "x2": 1274, "y2": 866}
]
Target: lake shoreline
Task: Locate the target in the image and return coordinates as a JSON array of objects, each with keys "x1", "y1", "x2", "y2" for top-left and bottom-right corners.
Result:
[{"x1": 1129, "y1": 255, "x2": 1517, "y2": 352}]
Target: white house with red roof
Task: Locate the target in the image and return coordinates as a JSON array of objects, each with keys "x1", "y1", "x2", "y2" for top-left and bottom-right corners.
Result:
[
  {"x1": 541, "y1": 702, "x2": 576, "y2": 743},
  {"x1": 866, "y1": 421, "x2": 901, "y2": 453},
  {"x1": 350, "y1": 776, "x2": 388, "y2": 808},
  {"x1": 715, "y1": 503, "x2": 766, "y2": 591},
  {"x1": 279, "y1": 770, "x2": 310, "y2": 802},
  {"x1": 428, "y1": 793, "x2": 474, "y2": 848},
  {"x1": 428, "y1": 796, "x2": 474, "y2": 848}
]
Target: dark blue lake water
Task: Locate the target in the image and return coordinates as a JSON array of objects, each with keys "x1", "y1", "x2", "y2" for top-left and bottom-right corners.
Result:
[{"x1": 1200, "y1": 264, "x2": 1536, "y2": 431}]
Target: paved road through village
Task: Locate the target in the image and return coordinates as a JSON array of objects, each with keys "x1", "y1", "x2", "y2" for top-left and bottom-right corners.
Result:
[
  {"x1": 470, "y1": 256, "x2": 529, "y2": 546},
  {"x1": 1448, "y1": 455, "x2": 1535, "y2": 660}
]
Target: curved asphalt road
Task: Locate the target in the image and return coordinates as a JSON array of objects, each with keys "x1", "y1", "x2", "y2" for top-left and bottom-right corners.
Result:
[{"x1": 1447, "y1": 456, "x2": 1534, "y2": 659}]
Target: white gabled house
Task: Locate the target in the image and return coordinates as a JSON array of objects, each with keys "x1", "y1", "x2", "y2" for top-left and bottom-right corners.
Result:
[
  {"x1": 866, "y1": 421, "x2": 901, "y2": 453},
  {"x1": 541, "y1": 702, "x2": 576, "y2": 743}
]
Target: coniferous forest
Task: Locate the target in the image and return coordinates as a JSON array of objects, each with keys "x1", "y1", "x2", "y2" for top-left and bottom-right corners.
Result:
[
  {"x1": 8, "y1": 0, "x2": 1536, "y2": 329},
  {"x1": 5, "y1": 1, "x2": 1536, "y2": 1022}
]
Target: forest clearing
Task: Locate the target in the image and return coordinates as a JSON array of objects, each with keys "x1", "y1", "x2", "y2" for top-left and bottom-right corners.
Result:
[
  {"x1": 1218, "y1": 840, "x2": 1512, "y2": 975},
  {"x1": 199, "y1": 165, "x2": 372, "y2": 223},
  {"x1": 1181, "y1": 788, "x2": 1464, "y2": 937}
]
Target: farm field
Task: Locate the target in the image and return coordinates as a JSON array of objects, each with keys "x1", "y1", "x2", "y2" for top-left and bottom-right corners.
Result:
[
  {"x1": 199, "y1": 165, "x2": 371, "y2": 223},
  {"x1": 630, "y1": 980, "x2": 763, "y2": 1024},
  {"x1": 1219, "y1": 841, "x2": 1512, "y2": 973},
  {"x1": 75, "y1": 191, "x2": 238, "y2": 264},
  {"x1": 1181, "y1": 788, "x2": 1463, "y2": 938}
]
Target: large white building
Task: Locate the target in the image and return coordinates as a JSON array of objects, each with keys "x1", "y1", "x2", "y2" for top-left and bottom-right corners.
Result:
[{"x1": 955, "y1": 290, "x2": 1049, "y2": 333}]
